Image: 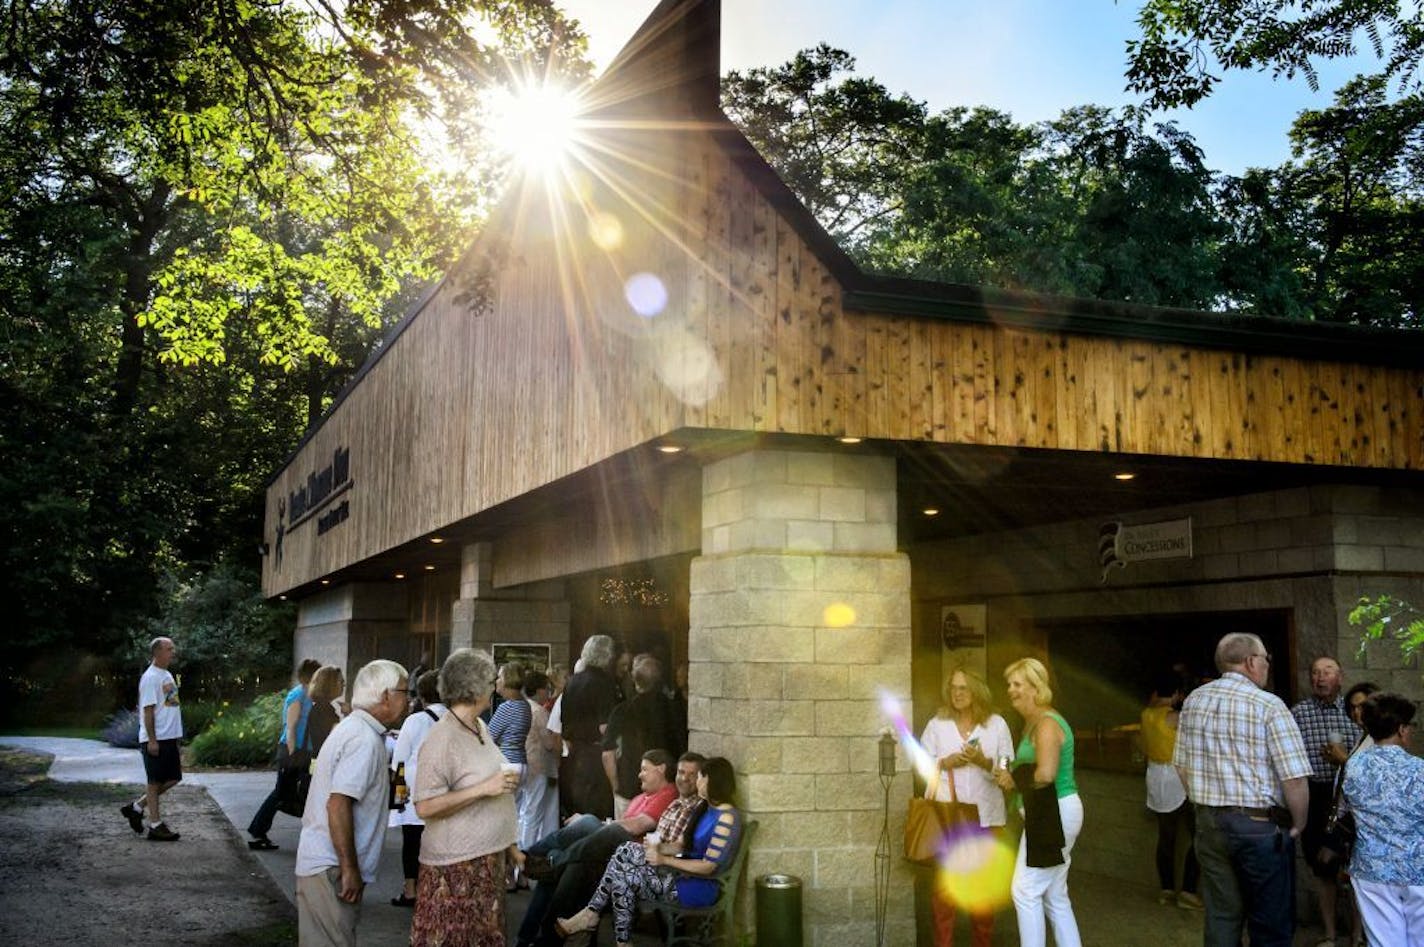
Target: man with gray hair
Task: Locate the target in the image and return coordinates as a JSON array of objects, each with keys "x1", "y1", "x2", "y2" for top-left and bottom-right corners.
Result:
[
  {"x1": 295, "y1": 659, "x2": 409, "y2": 947},
  {"x1": 119, "y1": 636, "x2": 183, "y2": 841},
  {"x1": 1175, "y1": 633, "x2": 1311, "y2": 947},
  {"x1": 558, "y1": 635, "x2": 619, "y2": 819}
]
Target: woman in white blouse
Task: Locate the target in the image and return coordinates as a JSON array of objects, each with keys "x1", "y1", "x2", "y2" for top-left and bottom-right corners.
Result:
[{"x1": 919, "y1": 667, "x2": 1014, "y2": 947}]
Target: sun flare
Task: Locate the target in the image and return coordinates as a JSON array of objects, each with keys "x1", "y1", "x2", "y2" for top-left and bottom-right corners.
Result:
[{"x1": 486, "y1": 82, "x2": 583, "y2": 174}]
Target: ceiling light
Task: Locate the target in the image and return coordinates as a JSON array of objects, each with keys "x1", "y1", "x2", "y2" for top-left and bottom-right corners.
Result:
[
  {"x1": 424, "y1": 564, "x2": 435, "y2": 571},
  {"x1": 320, "y1": 579, "x2": 330, "y2": 586},
  {"x1": 922, "y1": 508, "x2": 940, "y2": 517},
  {"x1": 836, "y1": 436, "x2": 862, "y2": 445},
  {"x1": 429, "y1": 536, "x2": 444, "y2": 544},
  {"x1": 394, "y1": 572, "x2": 406, "y2": 580},
  {"x1": 1113, "y1": 472, "x2": 1136, "y2": 481},
  {"x1": 656, "y1": 444, "x2": 683, "y2": 454}
]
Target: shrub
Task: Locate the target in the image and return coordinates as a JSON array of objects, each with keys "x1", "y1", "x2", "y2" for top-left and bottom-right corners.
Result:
[
  {"x1": 101, "y1": 707, "x2": 140, "y2": 749},
  {"x1": 189, "y1": 691, "x2": 284, "y2": 766},
  {"x1": 182, "y1": 699, "x2": 226, "y2": 739}
]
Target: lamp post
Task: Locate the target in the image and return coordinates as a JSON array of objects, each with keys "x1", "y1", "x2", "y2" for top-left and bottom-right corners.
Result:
[{"x1": 874, "y1": 729, "x2": 896, "y2": 947}]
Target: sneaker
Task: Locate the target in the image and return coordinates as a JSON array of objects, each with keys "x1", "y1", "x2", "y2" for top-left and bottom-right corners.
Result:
[
  {"x1": 119, "y1": 803, "x2": 144, "y2": 834},
  {"x1": 1158, "y1": 889, "x2": 1174, "y2": 905},
  {"x1": 1177, "y1": 892, "x2": 1204, "y2": 910},
  {"x1": 146, "y1": 822, "x2": 180, "y2": 842}
]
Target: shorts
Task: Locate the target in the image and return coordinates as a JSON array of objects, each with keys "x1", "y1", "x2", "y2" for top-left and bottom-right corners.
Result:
[
  {"x1": 141, "y1": 738, "x2": 183, "y2": 785},
  {"x1": 1300, "y1": 779, "x2": 1337, "y2": 880}
]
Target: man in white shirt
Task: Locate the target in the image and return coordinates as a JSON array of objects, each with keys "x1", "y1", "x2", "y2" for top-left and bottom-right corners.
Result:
[
  {"x1": 119, "y1": 637, "x2": 183, "y2": 841},
  {"x1": 295, "y1": 659, "x2": 409, "y2": 947}
]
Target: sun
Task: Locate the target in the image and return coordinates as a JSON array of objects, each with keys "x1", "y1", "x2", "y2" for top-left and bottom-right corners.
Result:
[{"x1": 485, "y1": 81, "x2": 584, "y2": 174}]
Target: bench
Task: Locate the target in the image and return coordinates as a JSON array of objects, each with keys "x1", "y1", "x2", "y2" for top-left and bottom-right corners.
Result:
[{"x1": 649, "y1": 819, "x2": 758, "y2": 947}]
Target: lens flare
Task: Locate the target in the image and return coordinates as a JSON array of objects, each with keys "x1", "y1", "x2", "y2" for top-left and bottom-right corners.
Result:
[
  {"x1": 589, "y1": 212, "x2": 624, "y2": 251},
  {"x1": 625, "y1": 272, "x2": 668, "y2": 317},
  {"x1": 934, "y1": 829, "x2": 1017, "y2": 913},
  {"x1": 822, "y1": 602, "x2": 856, "y2": 627}
]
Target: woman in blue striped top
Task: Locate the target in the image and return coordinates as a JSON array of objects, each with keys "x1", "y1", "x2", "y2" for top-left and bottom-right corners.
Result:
[{"x1": 488, "y1": 662, "x2": 532, "y2": 888}]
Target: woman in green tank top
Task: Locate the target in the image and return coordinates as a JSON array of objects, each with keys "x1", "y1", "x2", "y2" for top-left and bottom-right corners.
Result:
[{"x1": 993, "y1": 657, "x2": 1083, "y2": 947}]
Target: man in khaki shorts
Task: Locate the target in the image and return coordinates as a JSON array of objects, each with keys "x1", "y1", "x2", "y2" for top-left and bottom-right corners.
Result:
[{"x1": 295, "y1": 659, "x2": 408, "y2": 947}]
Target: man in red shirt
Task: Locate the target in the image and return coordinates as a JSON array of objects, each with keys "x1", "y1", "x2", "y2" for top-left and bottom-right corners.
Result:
[{"x1": 515, "y1": 750, "x2": 703, "y2": 947}]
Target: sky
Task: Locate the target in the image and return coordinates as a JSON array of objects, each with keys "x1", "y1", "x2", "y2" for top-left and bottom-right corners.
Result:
[{"x1": 555, "y1": 0, "x2": 1374, "y2": 176}]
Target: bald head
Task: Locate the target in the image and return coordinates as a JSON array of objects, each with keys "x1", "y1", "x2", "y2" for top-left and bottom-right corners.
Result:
[{"x1": 1310, "y1": 656, "x2": 1343, "y2": 701}]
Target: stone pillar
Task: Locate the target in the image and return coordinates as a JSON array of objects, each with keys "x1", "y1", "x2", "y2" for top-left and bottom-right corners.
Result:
[
  {"x1": 451, "y1": 541, "x2": 572, "y2": 668},
  {"x1": 294, "y1": 582, "x2": 408, "y2": 683},
  {"x1": 689, "y1": 449, "x2": 914, "y2": 946}
]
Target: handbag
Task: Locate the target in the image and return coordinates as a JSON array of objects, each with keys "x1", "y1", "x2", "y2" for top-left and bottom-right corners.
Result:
[
  {"x1": 1318, "y1": 767, "x2": 1356, "y2": 867},
  {"x1": 904, "y1": 768, "x2": 980, "y2": 865},
  {"x1": 274, "y1": 743, "x2": 312, "y2": 817}
]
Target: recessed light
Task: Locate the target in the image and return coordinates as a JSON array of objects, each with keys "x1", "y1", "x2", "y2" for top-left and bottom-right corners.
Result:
[
  {"x1": 429, "y1": 536, "x2": 444, "y2": 544},
  {"x1": 656, "y1": 444, "x2": 683, "y2": 454},
  {"x1": 394, "y1": 572, "x2": 406, "y2": 580},
  {"x1": 424, "y1": 564, "x2": 435, "y2": 571},
  {"x1": 320, "y1": 579, "x2": 330, "y2": 586},
  {"x1": 1113, "y1": 472, "x2": 1136, "y2": 481},
  {"x1": 836, "y1": 436, "x2": 862, "y2": 445},
  {"x1": 922, "y1": 508, "x2": 940, "y2": 517},
  {"x1": 279, "y1": 595, "x2": 287, "y2": 601}
]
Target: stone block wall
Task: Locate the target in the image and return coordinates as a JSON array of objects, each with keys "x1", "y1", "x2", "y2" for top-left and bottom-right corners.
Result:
[
  {"x1": 451, "y1": 542, "x2": 571, "y2": 668},
  {"x1": 689, "y1": 449, "x2": 916, "y2": 946}
]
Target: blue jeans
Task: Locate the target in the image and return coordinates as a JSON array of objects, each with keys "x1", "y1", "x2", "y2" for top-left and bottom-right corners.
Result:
[
  {"x1": 1194, "y1": 806, "x2": 1296, "y2": 947},
  {"x1": 526, "y1": 813, "x2": 601, "y2": 861}
]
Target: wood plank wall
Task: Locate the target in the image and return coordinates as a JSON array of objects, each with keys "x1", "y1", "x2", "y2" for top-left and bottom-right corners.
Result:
[{"x1": 265, "y1": 126, "x2": 1424, "y2": 596}]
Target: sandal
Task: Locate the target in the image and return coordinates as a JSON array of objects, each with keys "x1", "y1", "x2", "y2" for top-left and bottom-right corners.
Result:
[{"x1": 247, "y1": 837, "x2": 278, "y2": 851}]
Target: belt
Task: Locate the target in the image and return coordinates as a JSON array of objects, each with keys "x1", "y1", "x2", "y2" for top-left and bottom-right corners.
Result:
[{"x1": 1198, "y1": 804, "x2": 1292, "y2": 826}]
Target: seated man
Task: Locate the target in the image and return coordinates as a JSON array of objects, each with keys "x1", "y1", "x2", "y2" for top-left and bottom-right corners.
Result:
[{"x1": 516, "y1": 751, "x2": 705, "y2": 947}]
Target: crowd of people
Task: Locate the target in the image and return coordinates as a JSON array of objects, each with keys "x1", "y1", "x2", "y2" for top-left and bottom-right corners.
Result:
[
  {"x1": 124, "y1": 630, "x2": 1419, "y2": 947},
  {"x1": 170, "y1": 633, "x2": 704, "y2": 947},
  {"x1": 918, "y1": 635, "x2": 1421, "y2": 947}
]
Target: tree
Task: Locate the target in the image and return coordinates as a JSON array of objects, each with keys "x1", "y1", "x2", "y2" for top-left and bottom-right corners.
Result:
[
  {"x1": 722, "y1": 45, "x2": 928, "y2": 248},
  {"x1": 0, "y1": 0, "x2": 587, "y2": 688},
  {"x1": 1127, "y1": 0, "x2": 1424, "y2": 110}
]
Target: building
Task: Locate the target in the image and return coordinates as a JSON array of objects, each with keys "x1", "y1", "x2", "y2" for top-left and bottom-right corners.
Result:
[{"x1": 263, "y1": 1, "x2": 1424, "y2": 942}]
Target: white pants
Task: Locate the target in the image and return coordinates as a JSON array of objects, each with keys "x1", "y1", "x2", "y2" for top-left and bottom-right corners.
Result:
[
  {"x1": 1354, "y1": 878, "x2": 1424, "y2": 947},
  {"x1": 517, "y1": 772, "x2": 558, "y2": 851},
  {"x1": 1012, "y1": 792, "x2": 1084, "y2": 947}
]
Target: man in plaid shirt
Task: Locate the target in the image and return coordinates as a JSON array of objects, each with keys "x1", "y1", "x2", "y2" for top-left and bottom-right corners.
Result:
[
  {"x1": 515, "y1": 751, "x2": 704, "y2": 947},
  {"x1": 1175, "y1": 633, "x2": 1311, "y2": 947},
  {"x1": 1290, "y1": 656, "x2": 1361, "y2": 945}
]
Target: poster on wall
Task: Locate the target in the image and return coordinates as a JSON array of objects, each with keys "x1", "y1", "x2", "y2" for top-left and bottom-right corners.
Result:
[
  {"x1": 940, "y1": 604, "x2": 988, "y2": 678},
  {"x1": 493, "y1": 643, "x2": 552, "y2": 672}
]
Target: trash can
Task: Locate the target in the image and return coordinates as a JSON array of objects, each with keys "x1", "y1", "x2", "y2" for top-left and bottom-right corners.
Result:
[{"x1": 756, "y1": 873, "x2": 803, "y2": 947}]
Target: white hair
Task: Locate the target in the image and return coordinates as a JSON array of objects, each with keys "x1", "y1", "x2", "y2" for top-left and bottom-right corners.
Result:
[
  {"x1": 580, "y1": 634, "x2": 615, "y2": 671},
  {"x1": 350, "y1": 659, "x2": 408, "y2": 710}
]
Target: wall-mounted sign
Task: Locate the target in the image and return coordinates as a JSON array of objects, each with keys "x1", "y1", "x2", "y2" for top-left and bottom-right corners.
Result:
[
  {"x1": 494, "y1": 643, "x2": 552, "y2": 672},
  {"x1": 1099, "y1": 516, "x2": 1193, "y2": 583},
  {"x1": 941, "y1": 604, "x2": 987, "y2": 650},
  {"x1": 271, "y1": 445, "x2": 353, "y2": 570}
]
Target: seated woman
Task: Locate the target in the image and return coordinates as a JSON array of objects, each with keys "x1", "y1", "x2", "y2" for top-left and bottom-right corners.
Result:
[{"x1": 556, "y1": 756, "x2": 742, "y2": 947}]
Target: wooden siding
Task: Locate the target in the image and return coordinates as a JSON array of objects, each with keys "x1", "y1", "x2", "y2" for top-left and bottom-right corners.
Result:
[{"x1": 265, "y1": 126, "x2": 1424, "y2": 596}]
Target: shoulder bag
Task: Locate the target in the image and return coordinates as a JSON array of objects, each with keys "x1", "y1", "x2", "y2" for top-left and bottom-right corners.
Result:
[{"x1": 903, "y1": 766, "x2": 980, "y2": 865}]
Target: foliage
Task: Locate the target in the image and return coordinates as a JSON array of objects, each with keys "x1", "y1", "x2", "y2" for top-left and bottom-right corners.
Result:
[
  {"x1": 0, "y1": 0, "x2": 588, "y2": 676},
  {"x1": 101, "y1": 707, "x2": 141, "y2": 749},
  {"x1": 722, "y1": 45, "x2": 927, "y2": 246},
  {"x1": 1349, "y1": 595, "x2": 1424, "y2": 665},
  {"x1": 727, "y1": 45, "x2": 1424, "y2": 325},
  {"x1": 130, "y1": 558, "x2": 296, "y2": 701},
  {"x1": 189, "y1": 691, "x2": 285, "y2": 767},
  {"x1": 182, "y1": 699, "x2": 229, "y2": 739},
  {"x1": 1127, "y1": 0, "x2": 1424, "y2": 110}
]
